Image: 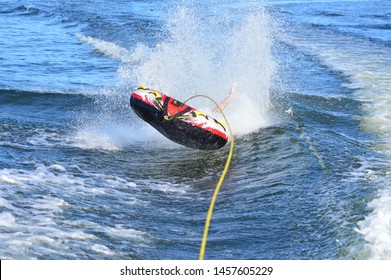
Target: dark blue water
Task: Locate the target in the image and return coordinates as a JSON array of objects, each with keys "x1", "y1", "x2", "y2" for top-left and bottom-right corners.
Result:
[{"x1": 1, "y1": 0, "x2": 390, "y2": 260}]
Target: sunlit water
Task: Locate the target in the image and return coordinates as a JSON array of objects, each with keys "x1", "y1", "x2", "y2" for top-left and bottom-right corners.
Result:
[{"x1": 0, "y1": 0, "x2": 390, "y2": 259}]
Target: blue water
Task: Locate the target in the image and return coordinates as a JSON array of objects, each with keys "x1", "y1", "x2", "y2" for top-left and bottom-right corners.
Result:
[{"x1": 1, "y1": 0, "x2": 390, "y2": 260}]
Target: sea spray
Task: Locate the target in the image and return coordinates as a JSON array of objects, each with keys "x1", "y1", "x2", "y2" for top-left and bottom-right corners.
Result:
[
  {"x1": 121, "y1": 6, "x2": 276, "y2": 135},
  {"x1": 74, "y1": 5, "x2": 276, "y2": 148}
]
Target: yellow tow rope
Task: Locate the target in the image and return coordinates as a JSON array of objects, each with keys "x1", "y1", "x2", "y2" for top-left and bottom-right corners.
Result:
[{"x1": 169, "y1": 94, "x2": 234, "y2": 260}]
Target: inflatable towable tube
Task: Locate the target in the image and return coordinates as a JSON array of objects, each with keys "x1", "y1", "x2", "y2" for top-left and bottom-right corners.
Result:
[{"x1": 130, "y1": 86, "x2": 228, "y2": 150}]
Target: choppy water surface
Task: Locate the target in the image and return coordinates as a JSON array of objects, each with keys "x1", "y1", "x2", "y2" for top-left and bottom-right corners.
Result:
[{"x1": 0, "y1": 0, "x2": 390, "y2": 259}]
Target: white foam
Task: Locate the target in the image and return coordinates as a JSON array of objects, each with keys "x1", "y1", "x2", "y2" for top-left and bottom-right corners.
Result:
[
  {"x1": 0, "y1": 174, "x2": 18, "y2": 185},
  {"x1": 126, "y1": 182, "x2": 137, "y2": 188},
  {"x1": 0, "y1": 163, "x2": 182, "y2": 258},
  {"x1": 356, "y1": 189, "x2": 391, "y2": 259},
  {"x1": 0, "y1": 212, "x2": 16, "y2": 227},
  {"x1": 283, "y1": 26, "x2": 391, "y2": 259},
  {"x1": 74, "y1": 34, "x2": 137, "y2": 64},
  {"x1": 58, "y1": 231, "x2": 96, "y2": 241},
  {"x1": 50, "y1": 164, "x2": 66, "y2": 172},
  {"x1": 73, "y1": 125, "x2": 125, "y2": 151},
  {"x1": 90, "y1": 244, "x2": 114, "y2": 255},
  {"x1": 31, "y1": 197, "x2": 68, "y2": 213},
  {"x1": 26, "y1": 235, "x2": 56, "y2": 245},
  {"x1": 26, "y1": 128, "x2": 63, "y2": 148},
  {"x1": 72, "y1": 123, "x2": 169, "y2": 151},
  {"x1": 146, "y1": 181, "x2": 190, "y2": 194},
  {"x1": 106, "y1": 226, "x2": 147, "y2": 242},
  {"x1": 9, "y1": 240, "x2": 34, "y2": 248}
]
